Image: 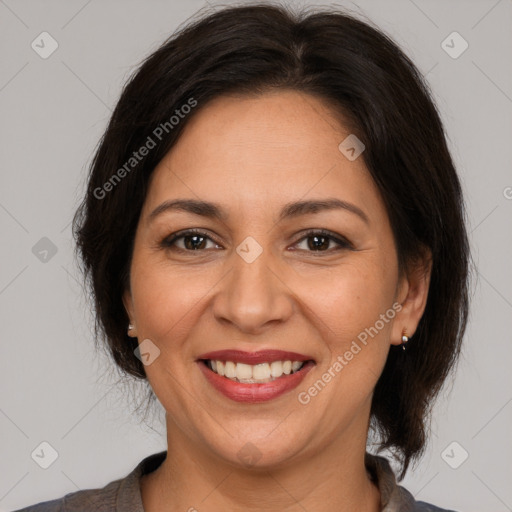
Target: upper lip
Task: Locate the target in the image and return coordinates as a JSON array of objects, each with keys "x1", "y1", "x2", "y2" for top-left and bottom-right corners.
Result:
[{"x1": 197, "y1": 349, "x2": 315, "y2": 365}]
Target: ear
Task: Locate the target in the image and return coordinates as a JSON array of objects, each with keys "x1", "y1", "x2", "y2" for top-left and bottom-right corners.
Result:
[
  {"x1": 122, "y1": 287, "x2": 137, "y2": 338},
  {"x1": 391, "y1": 248, "x2": 432, "y2": 346}
]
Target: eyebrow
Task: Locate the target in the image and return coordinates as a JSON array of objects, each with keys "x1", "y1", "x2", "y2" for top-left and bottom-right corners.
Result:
[{"x1": 148, "y1": 198, "x2": 369, "y2": 225}]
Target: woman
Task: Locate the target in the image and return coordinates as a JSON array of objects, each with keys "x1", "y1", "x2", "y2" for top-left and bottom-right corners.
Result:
[{"x1": 16, "y1": 3, "x2": 470, "y2": 511}]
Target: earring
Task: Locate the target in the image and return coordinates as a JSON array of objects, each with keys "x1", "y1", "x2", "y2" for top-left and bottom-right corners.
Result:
[
  {"x1": 401, "y1": 328, "x2": 409, "y2": 351},
  {"x1": 128, "y1": 323, "x2": 135, "y2": 334}
]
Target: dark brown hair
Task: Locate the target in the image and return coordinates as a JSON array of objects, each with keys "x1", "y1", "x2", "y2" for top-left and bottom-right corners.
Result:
[{"x1": 72, "y1": 2, "x2": 471, "y2": 478}]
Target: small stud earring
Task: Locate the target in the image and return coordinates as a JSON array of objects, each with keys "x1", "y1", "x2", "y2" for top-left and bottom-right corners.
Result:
[
  {"x1": 401, "y1": 328, "x2": 409, "y2": 351},
  {"x1": 128, "y1": 323, "x2": 135, "y2": 335}
]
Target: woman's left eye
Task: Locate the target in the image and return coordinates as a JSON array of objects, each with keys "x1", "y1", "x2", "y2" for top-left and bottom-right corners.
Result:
[{"x1": 160, "y1": 229, "x2": 352, "y2": 253}]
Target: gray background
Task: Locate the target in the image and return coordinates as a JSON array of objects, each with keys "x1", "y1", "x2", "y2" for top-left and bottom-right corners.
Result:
[{"x1": 1, "y1": 0, "x2": 511, "y2": 510}]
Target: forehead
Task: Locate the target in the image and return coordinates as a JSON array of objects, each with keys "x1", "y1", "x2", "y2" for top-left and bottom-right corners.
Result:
[{"x1": 142, "y1": 90, "x2": 382, "y2": 221}]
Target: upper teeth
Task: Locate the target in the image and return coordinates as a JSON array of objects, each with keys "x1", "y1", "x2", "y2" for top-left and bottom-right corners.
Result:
[{"x1": 208, "y1": 360, "x2": 304, "y2": 383}]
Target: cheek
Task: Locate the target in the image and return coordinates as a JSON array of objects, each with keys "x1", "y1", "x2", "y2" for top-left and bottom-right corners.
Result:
[
  {"x1": 129, "y1": 254, "x2": 209, "y2": 343},
  {"x1": 128, "y1": 255, "x2": 209, "y2": 405},
  {"x1": 301, "y1": 260, "x2": 395, "y2": 337},
  {"x1": 297, "y1": 259, "x2": 396, "y2": 388},
  {"x1": 295, "y1": 265, "x2": 395, "y2": 416}
]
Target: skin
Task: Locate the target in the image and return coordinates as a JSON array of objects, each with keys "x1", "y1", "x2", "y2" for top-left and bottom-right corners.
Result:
[{"x1": 123, "y1": 90, "x2": 431, "y2": 512}]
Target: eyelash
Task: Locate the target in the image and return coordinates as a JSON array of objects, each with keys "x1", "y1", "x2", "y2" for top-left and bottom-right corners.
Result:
[{"x1": 160, "y1": 228, "x2": 353, "y2": 255}]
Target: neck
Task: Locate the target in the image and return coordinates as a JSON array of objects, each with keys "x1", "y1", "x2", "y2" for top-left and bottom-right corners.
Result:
[{"x1": 141, "y1": 416, "x2": 381, "y2": 512}]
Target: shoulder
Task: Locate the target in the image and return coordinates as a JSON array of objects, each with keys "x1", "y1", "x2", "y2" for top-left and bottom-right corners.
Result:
[
  {"x1": 413, "y1": 501, "x2": 459, "y2": 512},
  {"x1": 365, "y1": 452, "x2": 459, "y2": 512},
  {"x1": 396, "y1": 484, "x2": 459, "y2": 511},
  {"x1": 11, "y1": 451, "x2": 167, "y2": 512},
  {"x1": 395, "y1": 486, "x2": 459, "y2": 512},
  {"x1": 395, "y1": 482, "x2": 460, "y2": 511},
  {"x1": 11, "y1": 476, "x2": 123, "y2": 512}
]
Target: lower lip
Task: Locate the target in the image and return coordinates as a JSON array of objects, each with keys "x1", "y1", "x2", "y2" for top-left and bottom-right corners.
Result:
[{"x1": 197, "y1": 360, "x2": 315, "y2": 403}]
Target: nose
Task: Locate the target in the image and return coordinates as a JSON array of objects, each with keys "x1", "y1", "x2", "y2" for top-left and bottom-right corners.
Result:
[{"x1": 212, "y1": 245, "x2": 294, "y2": 334}]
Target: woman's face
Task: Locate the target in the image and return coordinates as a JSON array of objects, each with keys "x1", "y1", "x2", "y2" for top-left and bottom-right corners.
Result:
[{"x1": 124, "y1": 90, "x2": 426, "y2": 468}]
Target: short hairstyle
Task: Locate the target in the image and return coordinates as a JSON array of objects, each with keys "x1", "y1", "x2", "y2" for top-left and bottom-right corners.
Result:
[{"x1": 72, "y1": 2, "x2": 471, "y2": 478}]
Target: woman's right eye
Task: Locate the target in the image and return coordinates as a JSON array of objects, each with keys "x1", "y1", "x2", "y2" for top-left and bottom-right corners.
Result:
[{"x1": 160, "y1": 230, "x2": 222, "y2": 252}]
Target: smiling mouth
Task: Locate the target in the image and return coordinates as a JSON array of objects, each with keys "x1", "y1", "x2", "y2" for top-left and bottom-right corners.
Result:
[{"x1": 199, "y1": 359, "x2": 315, "y2": 384}]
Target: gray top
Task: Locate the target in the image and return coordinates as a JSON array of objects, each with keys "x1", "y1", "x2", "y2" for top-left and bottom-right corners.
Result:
[{"x1": 13, "y1": 451, "x2": 457, "y2": 512}]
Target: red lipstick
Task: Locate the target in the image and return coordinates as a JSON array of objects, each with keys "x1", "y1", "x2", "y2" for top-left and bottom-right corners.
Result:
[
  {"x1": 196, "y1": 349, "x2": 314, "y2": 365},
  {"x1": 196, "y1": 349, "x2": 315, "y2": 403}
]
